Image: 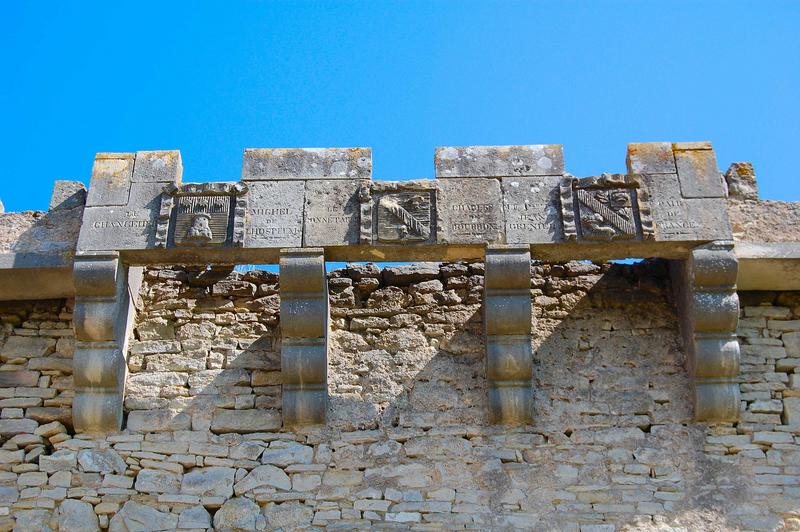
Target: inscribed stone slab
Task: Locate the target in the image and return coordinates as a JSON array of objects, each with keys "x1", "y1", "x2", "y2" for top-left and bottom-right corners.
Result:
[
  {"x1": 502, "y1": 176, "x2": 563, "y2": 244},
  {"x1": 303, "y1": 180, "x2": 365, "y2": 246},
  {"x1": 85, "y1": 154, "x2": 134, "y2": 207},
  {"x1": 435, "y1": 145, "x2": 563, "y2": 178},
  {"x1": 242, "y1": 148, "x2": 372, "y2": 180},
  {"x1": 436, "y1": 179, "x2": 504, "y2": 244},
  {"x1": 244, "y1": 181, "x2": 304, "y2": 248},
  {"x1": 77, "y1": 182, "x2": 163, "y2": 251},
  {"x1": 642, "y1": 174, "x2": 731, "y2": 241}
]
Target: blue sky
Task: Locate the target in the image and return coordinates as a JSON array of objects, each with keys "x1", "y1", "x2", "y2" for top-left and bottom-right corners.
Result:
[{"x1": 1, "y1": 1, "x2": 798, "y2": 212}]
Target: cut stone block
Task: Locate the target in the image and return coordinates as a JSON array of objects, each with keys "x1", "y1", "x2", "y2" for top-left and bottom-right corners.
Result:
[
  {"x1": 435, "y1": 145, "x2": 563, "y2": 177},
  {"x1": 242, "y1": 148, "x2": 371, "y2": 180}
]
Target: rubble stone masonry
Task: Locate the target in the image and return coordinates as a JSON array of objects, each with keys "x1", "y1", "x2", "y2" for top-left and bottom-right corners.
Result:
[{"x1": 0, "y1": 262, "x2": 799, "y2": 531}]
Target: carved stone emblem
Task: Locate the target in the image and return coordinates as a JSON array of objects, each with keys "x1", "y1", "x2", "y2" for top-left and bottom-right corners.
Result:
[
  {"x1": 358, "y1": 181, "x2": 436, "y2": 245},
  {"x1": 156, "y1": 182, "x2": 248, "y2": 248},
  {"x1": 560, "y1": 174, "x2": 653, "y2": 241}
]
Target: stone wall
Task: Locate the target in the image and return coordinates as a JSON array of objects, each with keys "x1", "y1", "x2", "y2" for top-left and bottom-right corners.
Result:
[{"x1": 0, "y1": 263, "x2": 798, "y2": 531}]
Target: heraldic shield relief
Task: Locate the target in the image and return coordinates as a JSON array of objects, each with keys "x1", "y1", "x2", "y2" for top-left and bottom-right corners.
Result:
[
  {"x1": 559, "y1": 173, "x2": 654, "y2": 242},
  {"x1": 155, "y1": 182, "x2": 248, "y2": 248}
]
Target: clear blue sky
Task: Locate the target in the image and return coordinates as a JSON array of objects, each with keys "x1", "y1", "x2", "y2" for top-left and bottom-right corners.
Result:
[{"x1": 1, "y1": 1, "x2": 798, "y2": 212}]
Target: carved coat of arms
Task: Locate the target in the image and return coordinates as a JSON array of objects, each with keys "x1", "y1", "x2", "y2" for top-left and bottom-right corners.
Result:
[
  {"x1": 358, "y1": 182, "x2": 436, "y2": 245},
  {"x1": 155, "y1": 182, "x2": 248, "y2": 248},
  {"x1": 560, "y1": 174, "x2": 653, "y2": 242}
]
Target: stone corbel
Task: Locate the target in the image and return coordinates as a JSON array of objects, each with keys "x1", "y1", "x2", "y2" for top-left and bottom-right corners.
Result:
[
  {"x1": 279, "y1": 248, "x2": 328, "y2": 426},
  {"x1": 675, "y1": 241, "x2": 741, "y2": 422},
  {"x1": 484, "y1": 245, "x2": 533, "y2": 424},
  {"x1": 72, "y1": 252, "x2": 142, "y2": 432}
]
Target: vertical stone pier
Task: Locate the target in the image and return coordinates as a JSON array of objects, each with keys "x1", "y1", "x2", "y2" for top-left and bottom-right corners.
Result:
[
  {"x1": 279, "y1": 248, "x2": 329, "y2": 426},
  {"x1": 72, "y1": 252, "x2": 141, "y2": 432},
  {"x1": 484, "y1": 245, "x2": 533, "y2": 424},
  {"x1": 677, "y1": 242, "x2": 741, "y2": 421}
]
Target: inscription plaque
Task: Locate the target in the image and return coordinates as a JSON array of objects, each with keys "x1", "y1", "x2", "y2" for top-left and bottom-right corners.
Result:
[
  {"x1": 502, "y1": 176, "x2": 563, "y2": 244},
  {"x1": 437, "y1": 179, "x2": 504, "y2": 244},
  {"x1": 303, "y1": 180, "x2": 365, "y2": 246},
  {"x1": 560, "y1": 174, "x2": 654, "y2": 242},
  {"x1": 156, "y1": 182, "x2": 248, "y2": 248},
  {"x1": 245, "y1": 181, "x2": 304, "y2": 248}
]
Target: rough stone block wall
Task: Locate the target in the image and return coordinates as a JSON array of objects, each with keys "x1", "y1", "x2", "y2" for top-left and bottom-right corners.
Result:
[{"x1": 0, "y1": 264, "x2": 798, "y2": 530}]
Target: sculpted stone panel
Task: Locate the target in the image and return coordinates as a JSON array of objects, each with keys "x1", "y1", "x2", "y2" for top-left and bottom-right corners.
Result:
[
  {"x1": 358, "y1": 181, "x2": 437, "y2": 245},
  {"x1": 155, "y1": 182, "x2": 247, "y2": 249},
  {"x1": 560, "y1": 174, "x2": 654, "y2": 242}
]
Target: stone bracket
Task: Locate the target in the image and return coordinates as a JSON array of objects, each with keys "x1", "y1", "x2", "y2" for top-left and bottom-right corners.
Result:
[
  {"x1": 72, "y1": 252, "x2": 142, "y2": 433},
  {"x1": 674, "y1": 241, "x2": 741, "y2": 422},
  {"x1": 484, "y1": 245, "x2": 533, "y2": 424},
  {"x1": 279, "y1": 248, "x2": 328, "y2": 426}
]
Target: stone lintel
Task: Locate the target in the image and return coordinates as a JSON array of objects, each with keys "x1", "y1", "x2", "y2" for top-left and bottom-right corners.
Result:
[
  {"x1": 279, "y1": 248, "x2": 328, "y2": 426},
  {"x1": 242, "y1": 148, "x2": 372, "y2": 180},
  {"x1": 674, "y1": 241, "x2": 740, "y2": 422},
  {"x1": 484, "y1": 245, "x2": 533, "y2": 424},
  {"x1": 435, "y1": 145, "x2": 564, "y2": 178}
]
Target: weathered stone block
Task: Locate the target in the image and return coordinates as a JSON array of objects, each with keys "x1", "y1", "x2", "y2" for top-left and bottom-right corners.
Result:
[
  {"x1": 131, "y1": 150, "x2": 182, "y2": 183},
  {"x1": 435, "y1": 145, "x2": 563, "y2": 177},
  {"x1": 674, "y1": 144, "x2": 725, "y2": 198},
  {"x1": 181, "y1": 467, "x2": 235, "y2": 498},
  {"x1": 242, "y1": 147, "x2": 371, "y2": 180},
  {"x1": 233, "y1": 464, "x2": 291, "y2": 494},
  {"x1": 210, "y1": 408, "x2": 281, "y2": 433},
  {"x1": 127, "y1": 409, "x2": 191, "y2": 432},
  {"x1": 85, "y1": 153, "x2": 135, "y2": 207},
  {"x1": 109, "y1": 501, "x2": 178, "y2": 532},
  {"x1": 0, "y1": 336, "x2": 56, "y2": 360},
  {"x1": 0, "y1": 370, "x2": 40, "y2": 387},
  {"x1": 134, "y1": 469, "x2": 181, "y2": 493}
]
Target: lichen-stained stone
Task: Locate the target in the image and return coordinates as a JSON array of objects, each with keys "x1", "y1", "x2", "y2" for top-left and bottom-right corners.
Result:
[
  {"x1": 436, "y1": 178, "x2": 504, "y2": 244},
  {"x1": 210, "y1": 408, "x2": 282, "y2": 433},
  {"x1": 134, "y1": 469, "x2": 181, "y2": 493},
  {"x1": 244, "y1": 180, "x2": 304, "y2": 248},
  {"x1": 502, "y1": 176, "x2": 564, "y2": 243},
  {"x1": 434, "y1": 145, "x2": 563, "y2": 178},
  {"x1": 233, "y1": 464, "x2": 291, "y2": 495},
  {"x1": 50, "y1": 179, "x2": 87, "y2": 210},
  {"x1": 260, "y1": 441, "x2": 314, "y2": 467},
  {"x1": 131, "y1": 150, "x2": 182, "y2": 183},
  {"x1": 264, "y1": 502, "x2": 314, "y2": 529},
  {"x1": 242, "y1": 147, "x2": 371, "y2": 180},
  {"x1": 640, "y1": 173, "x2": 731, "y2": 241},
  {"x1": 181, "y1": 467, "x2": 235, "y2": 498},
  {"x1": 0, "y1": 336, "x2": 56, "y2": 360},
  {"x1": 0, "y1": 418, "x2": 37, "y2": 437},
  {"x1": 58, "y1": 499, "x2": 100, "y2": 532},
  {"x1": 126, "y1": 409, "x2": 191, "y2": 432},
  {"x1": 85, "y1": 153, "x2": 135, "y2": 207},
  {"x1": 673, "y1": 142, "x2": 726, "y2": 198},
  {"x1": 109, "y1": 501, "x2": 178, "y2": 532},
  {"x1": 39, "y1": 450, "x2": 77, "y2": 473},
  {"x1": 214, "y1": 496, "x2": 267, "y2": 531},
  {"x1": 11, "y1": 509, "x2": 52, "y2": 532},
  {"x1": 77, "y1": 448, "x2": 126, "y2": 474},
  {"x1": 626, "y1": 142, "x2": 676, "y2": 174},
  {"x1": 303, "y1": 179, "x2": 365, "y2": 246},
  {"x1": 178, "y1": 505, "x2": 211, "y2": 529}
]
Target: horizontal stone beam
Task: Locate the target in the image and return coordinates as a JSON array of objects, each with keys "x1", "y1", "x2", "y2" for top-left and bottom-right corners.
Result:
[{"x1": 71, "y1": 143, "x2": 733, "y2": 263}]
